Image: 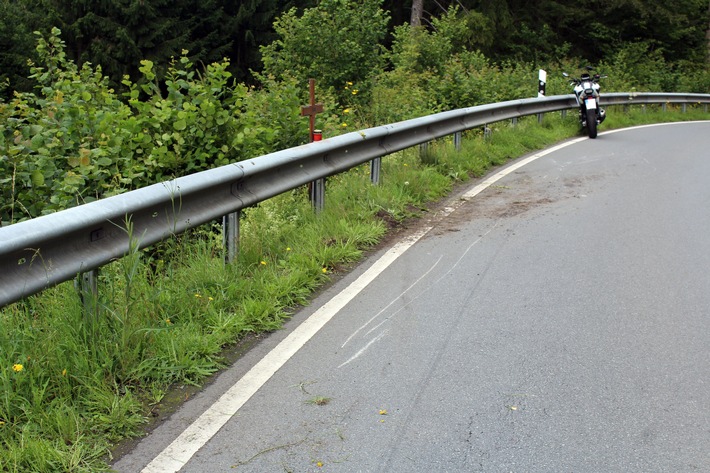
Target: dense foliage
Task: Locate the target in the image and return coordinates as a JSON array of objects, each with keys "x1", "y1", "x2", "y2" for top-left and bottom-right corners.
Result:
[
  {"x1": 259, "y1": 0, "x2": 390, "y2": 104},
  {"x1": 0, "y1": 29, "x2": 343, "y2": 225},
  {"x1": 1, "y1": 0, "x2": 708, "y2": 98},
  {"x1": 444, "y1": 0, "x2": 710, "y2": 65},
  {"x1": 0, "y1": 0, "x2": 316, "y2": 94}
]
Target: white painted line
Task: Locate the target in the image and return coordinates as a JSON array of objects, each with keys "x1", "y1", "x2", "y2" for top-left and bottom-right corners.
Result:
[
  {"x1": 142, "y1": 126, "x2": 673, "y2": 471},
  {"x1": 141, "y1": 228, "x2": 431, "y2": 472}
]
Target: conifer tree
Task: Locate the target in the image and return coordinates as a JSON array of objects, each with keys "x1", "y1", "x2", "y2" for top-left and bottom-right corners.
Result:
[{"x1": 0, "y1": 0, "x2": 45, "y2": 96}]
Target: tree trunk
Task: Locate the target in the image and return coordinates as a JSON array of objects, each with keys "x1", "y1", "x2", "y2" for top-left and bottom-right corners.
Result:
[{"x1": 410, "y1": 0, "x2": 423, "y2": 26}]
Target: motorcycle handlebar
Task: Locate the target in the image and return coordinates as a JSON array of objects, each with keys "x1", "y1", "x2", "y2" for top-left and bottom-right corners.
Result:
[{"x1": 567, "y1": 75, "x2": 607, "y2": 85}]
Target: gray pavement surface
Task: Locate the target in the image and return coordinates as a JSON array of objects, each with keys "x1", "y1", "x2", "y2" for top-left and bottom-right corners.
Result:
[{"x1": 113, "y1": 122, "x2": 710, "y2": 473}]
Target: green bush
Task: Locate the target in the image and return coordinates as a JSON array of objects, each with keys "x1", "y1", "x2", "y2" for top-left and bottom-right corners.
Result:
[
  {"x1": 259, "y1": 0, "x2": 389, "y2": 106},
  {"x1": 0, "y1": 29, "x2": 318, "y2": 225}
]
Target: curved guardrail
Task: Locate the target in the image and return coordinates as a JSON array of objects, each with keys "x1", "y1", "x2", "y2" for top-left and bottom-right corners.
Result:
[{"x1": 1, "y1": 92, "x2": 709, "y2": 307}]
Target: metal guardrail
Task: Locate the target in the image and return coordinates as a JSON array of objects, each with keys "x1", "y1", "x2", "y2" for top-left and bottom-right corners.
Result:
[{"x1": 1, "y1": 92, "x2": 709, "y2": 307}]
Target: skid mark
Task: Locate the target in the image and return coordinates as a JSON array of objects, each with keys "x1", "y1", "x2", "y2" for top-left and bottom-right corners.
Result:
[
  {"x1": 341, "y1": 222, "x2": 500, "y2": 368},
  {"x1": 341, "y1": 255, "x2": 443, "y2": 348},
  {"x1": 338, "y1": 329, "x2": 390, "y2": 368}
]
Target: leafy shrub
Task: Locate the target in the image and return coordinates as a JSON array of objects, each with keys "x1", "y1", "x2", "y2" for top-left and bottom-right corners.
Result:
[
  {"x1": 0, "y1": 29, "x2": 319, "y2": 225},
  {"x1": 259, "y1": 0, "x2": 389, "y2": 105}
]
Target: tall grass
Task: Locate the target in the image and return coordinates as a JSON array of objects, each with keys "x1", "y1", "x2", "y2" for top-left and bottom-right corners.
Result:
[{"x1": 0, "y1": 105, "x2": 707, "y2": 471}]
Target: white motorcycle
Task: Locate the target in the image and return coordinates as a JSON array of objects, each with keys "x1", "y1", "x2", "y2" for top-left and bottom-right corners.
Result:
[{"x1": 563, "y1": 66, "x2": 606, "y2": 138}]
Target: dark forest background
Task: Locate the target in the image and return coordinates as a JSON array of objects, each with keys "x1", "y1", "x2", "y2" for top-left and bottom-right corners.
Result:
[{"x1": 2, "y1": 0, "x2": 708, "y2": 98}]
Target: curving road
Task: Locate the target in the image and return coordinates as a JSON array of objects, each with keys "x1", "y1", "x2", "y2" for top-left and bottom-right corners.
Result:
[{"x1": 114, "y1": 122, "x2": 710, "y2": 473}]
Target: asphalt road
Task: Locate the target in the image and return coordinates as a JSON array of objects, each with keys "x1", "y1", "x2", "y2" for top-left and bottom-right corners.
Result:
[{"x1": 113, "y1": 122, "x2": 710, "y2": 473}]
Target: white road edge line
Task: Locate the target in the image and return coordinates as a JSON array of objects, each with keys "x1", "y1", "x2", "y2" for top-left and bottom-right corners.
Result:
[
  {"x1": 141, "y1": 228, "x2": 431, "y2": 473},
  {"x1": 141, "y1": 123, "x2": 701, "y2": 472}
]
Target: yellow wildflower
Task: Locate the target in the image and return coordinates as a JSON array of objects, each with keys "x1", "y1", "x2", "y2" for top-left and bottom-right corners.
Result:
[
  {"x1": 62, "y1": 369, "x2": 67, "y2": 376},
  {"x1": 322, "y1": 267, "x2": 328, "y2": 273},
  {"x1": 341, "y1": 123, "x2": 348, "y2": 128},
  {"x1": 343, "y1": 108, "x2": 351, "y2": 114},
  {"x1": 260, "y1": 261, "x2": 267, "y2": 266},
  {"x1": 12, "y1": 364, "x2": 23, "y2": 373},
  {"x1": 352, "y1": 89, "x2": 359, "y2": 95}
]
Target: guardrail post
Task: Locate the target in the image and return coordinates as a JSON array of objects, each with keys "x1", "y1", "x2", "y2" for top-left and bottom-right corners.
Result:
[
  {"x1": 453, "y1": 131, "x2": 462, "y2": 151},
  {"x1": 419, "y1": 142, "x2": 428, "y2": 159},
  {"x1": 484, "y1": 125, "x2": 492, "y2": 140},
  {"x1": 370, "y1": 157, "x2": 382, "y2": 185},
  {"x1": 560, "y1": 110, "x2": 566, "y2": 119},
  {"x1": 223, "y1": 211, "x2": 240, "y2": 264},
  {"x1": 512, "y1": 117, "x2": 518, "y2": 126},
  {"x1": 662, "y1": 103, "x2": 667, "y2": 112},
  {"x1": 682, "y1": 103, "x2": 687, "y2": 113},
  {"x1": 76, "y1": 269, "x2": 99, "y2": 316},
  {"x1": 310, "y1": 178, "x2": 325, "y2": 212}
]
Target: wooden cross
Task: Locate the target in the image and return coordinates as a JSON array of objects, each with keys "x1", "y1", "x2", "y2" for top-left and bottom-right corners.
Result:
[{"x1": 300, "y1": 78, "x2": 324, "y2": 142}]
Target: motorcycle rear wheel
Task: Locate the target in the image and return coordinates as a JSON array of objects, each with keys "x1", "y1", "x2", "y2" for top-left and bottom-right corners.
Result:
[{"x1": 586, "y1": 109, "x2": 598, "y2": 138}]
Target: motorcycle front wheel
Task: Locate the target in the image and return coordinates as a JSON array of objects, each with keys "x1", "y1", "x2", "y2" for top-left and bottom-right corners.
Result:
[{"x1": 586, "y1": 109, "x2": 598, "y2": 138}]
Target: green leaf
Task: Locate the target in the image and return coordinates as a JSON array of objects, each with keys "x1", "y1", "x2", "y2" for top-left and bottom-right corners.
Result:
[
  {"x1": 31, "y1": 135, "x2": 45, "y2": 148},
  {"x1": 30, "y1": 170, "x2": 45, "y2": 187},
  {"x1": 173, "y1": 120, "x2": 187, "y2": 131}
]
